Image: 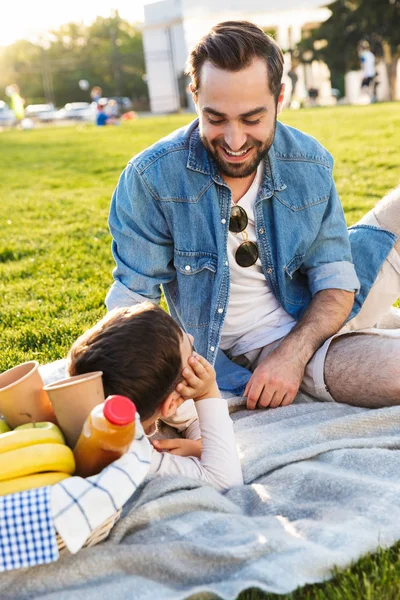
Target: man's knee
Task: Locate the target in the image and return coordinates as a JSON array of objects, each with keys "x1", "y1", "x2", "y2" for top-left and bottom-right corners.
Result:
[
  {"x1": 382, "y1": 352, "x2": 400, "y2": 404},
  {"x1": 373, "y1": 186, "x2": 400, "y2": 249},
  {"x1": 325, "y1": 334, "x2": 400, "y2": 407}
]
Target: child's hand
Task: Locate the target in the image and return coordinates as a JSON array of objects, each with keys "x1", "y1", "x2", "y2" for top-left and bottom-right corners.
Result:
[
  {"x1": 176, "y1": 353, "x2": 221, "y2": 401},
  {"x1": 152, "y1": 438, "x2": 202, "y2": 458}
]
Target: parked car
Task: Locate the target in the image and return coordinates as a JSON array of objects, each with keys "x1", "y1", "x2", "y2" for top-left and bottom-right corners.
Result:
[
  {"x1": 25, "y1": 103, "x2": 56, "y2": 122},
  {"x1": 0, "y1": 101, "x2": 16, "y2": 126},
  {"x1": 56, "y1": 102, "x2": 96, "y2": 121}
]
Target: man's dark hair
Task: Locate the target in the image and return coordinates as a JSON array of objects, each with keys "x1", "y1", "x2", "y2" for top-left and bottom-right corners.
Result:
[
  {"x1": 185, "y1": 21, "x2": 284, "y2": 103},
  {"x1": 67, "y1": 303, "x2": 183, "y2": 421}
]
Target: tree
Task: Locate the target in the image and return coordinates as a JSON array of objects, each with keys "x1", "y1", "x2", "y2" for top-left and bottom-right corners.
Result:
[
  {"x1": 296, "y1": 0, "x2": 400, "y2": 99},
  {"x1": 0, "y1": 16, "x2": 149, "y2": 109},
  {"x1": 0, "y1": 41, "x2": 43, "y2": 104},
  {"x1": 86, "y1": 13, "x2": 148, "y2": 106}
]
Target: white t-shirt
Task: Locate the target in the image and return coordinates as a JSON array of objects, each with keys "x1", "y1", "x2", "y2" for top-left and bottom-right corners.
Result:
[
  {"x1": 220, "y1": 161, "x2": 296, "y2": 356},
  {"x1": 360, "y1": 50, "x2": 375, "y2": 78}
]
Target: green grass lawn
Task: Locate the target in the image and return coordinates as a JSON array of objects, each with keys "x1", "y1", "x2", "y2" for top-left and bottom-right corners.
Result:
[{"x1": 1, "y1": 103, "x2": 400, "y2": 598}]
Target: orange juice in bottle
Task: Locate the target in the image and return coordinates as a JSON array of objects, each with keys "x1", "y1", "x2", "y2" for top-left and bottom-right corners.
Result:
[{"x1": 73, "y1": 395, "x2": 136, "y2": 478}]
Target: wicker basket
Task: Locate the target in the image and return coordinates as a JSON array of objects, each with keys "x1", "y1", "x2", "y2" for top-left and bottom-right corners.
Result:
[
  {"x1": 50, "y1": 414, "x2": 151, "y2": 557},
  {"x1": 56, "y1": 509, "x2": 122, "y2": 552}
]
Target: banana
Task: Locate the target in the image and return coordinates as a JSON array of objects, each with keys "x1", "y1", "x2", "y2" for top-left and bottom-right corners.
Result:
[
  {"x1": 0, "y1": 418, "x2": 11, "y2": 434},
  {"x1": 0, "y1": 472, "x2": 71, "y2": 496},
  {"x1": 0, "y1": 423, "x2": 65, "y2": 454},
  {"x1": 0, "y1": 443, "x2": 75, "y2": 481}
]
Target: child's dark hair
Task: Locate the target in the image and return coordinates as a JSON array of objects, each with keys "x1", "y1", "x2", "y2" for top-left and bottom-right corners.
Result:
[{"x1": 67, "y1": 303, "x2": 183, "y2": 421}]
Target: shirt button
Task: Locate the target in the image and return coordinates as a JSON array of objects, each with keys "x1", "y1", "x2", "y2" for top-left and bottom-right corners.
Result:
[
  {"x1": 185, "y1": 265, "x2": 191, "y2": 271},
  {"x1": 266, "y1": 268, "x2": 273, "y2": 274},
  {"x1": 221, "y1": 218, "x2": 226, "y2": 224},
  {"x1": 259, "y1": 228, "x2": 264, "y2": 234},
  {"x1": 210, "y1": 346, "x2": 215, "y2": 352},
  {"x1": 225, "y1": 261, "x2": 228, "y2": 266},
  {"x1": 217, "y1": 308, "x2": 223, "y2": 314}
]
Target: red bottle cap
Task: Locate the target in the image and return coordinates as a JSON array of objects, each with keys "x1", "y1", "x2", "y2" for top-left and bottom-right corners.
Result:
[{"x1": 103, "y1": 395, "x2": 136, "y2": 426}]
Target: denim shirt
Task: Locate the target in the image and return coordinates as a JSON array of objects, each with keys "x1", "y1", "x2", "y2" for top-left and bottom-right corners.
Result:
[{"x1": 106, "y1": 119, "x2": 396, "y2": 394}]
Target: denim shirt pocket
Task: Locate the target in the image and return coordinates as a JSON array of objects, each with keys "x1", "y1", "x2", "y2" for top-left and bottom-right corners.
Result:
[
  {"x1": 274, "y1": 161, "x2": 331, "y2": 212},
  {"x1": 169, "y1": 250, "x2": 218, "y2": 328},
  {"x1": 284, "y1": 254, "x2": 308, "y2": 305}
]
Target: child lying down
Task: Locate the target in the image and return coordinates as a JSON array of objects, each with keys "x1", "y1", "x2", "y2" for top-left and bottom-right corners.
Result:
[{"x1": 67, "y1": 302, "x2": 243, "y2": 491}]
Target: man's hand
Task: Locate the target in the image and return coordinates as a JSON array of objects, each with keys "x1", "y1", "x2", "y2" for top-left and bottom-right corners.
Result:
[
  {"x1": 176, "y1": 354, "x2": 221, "y2": 401},
  {"x1": 244, "y1": 288, "x2": 355, "y2": 410},
  {"x1": 152, "y1": 438, "x2": 202, "y2": 458},
  {"x1": 244, "y1": 347, "x2": 306, "y2": 410}
]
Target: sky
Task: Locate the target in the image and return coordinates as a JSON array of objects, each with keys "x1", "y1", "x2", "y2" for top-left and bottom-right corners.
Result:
[{"x1": 0, "y1": 1, "x2": 153, "y2": 46}]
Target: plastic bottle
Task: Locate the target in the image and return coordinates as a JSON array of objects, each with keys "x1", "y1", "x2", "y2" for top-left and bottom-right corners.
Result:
[{"x1": 73, "y1": 395, "x2": 136, "y2": 478}]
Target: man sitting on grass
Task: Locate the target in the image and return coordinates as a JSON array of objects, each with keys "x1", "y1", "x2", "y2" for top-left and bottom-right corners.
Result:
[
  {"x1": 106, "y1": 21, "x2": 400, "y2": 410},
  {"x1": 67, "y1": 302, "x2": 243, "y2": 492}
]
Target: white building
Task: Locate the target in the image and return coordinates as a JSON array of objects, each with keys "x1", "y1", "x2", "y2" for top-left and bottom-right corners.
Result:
[
  {"x1": 142, "y1": 0, "x2": 398, "y2": 113},
  {"x1": 143, "y1": 0, "x2": 335, "y2": 113}
]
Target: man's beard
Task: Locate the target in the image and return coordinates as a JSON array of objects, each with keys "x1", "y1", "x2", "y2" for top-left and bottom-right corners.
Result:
[{"x1": 200, "y1": 122, "x2": 276, "y2": 179}]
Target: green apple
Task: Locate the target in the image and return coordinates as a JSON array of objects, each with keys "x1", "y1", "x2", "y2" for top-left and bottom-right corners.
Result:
[
  {"x1": 0, "y1": 418, "x2": 11, "y2": 434},
  {"x1": 15, "y1": 421, "x2": 65, "y2": 443},
  {"x1": 15, "y1": 421, "x2": 62, "y2": 433}
]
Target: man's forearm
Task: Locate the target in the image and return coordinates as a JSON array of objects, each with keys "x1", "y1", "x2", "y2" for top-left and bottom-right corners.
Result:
[{"x1": 278, "y1": 289, "x2": 355, "y2": 364}]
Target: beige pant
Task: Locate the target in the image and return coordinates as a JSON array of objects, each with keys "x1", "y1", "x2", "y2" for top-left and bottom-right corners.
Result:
[{"x1": 234, "y1": 212, "x2": 400, "y2": 402}]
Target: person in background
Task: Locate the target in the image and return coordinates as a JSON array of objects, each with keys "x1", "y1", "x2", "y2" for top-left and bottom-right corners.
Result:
[
  {"x1": 359, "y1": 41, "x2": 376, "y2": 103},
  {"x1": 107, "y1": 99, "x2": 119, "y2": 118},
  {"x1": 6, "y1": 84, "x2": 25, "y2": 125},
  {"x1": 96, "y1": 100, "x2": 118, "y2": 127},
  {"x1": 90, "y1": 86, "x2": 103, "y2": 106}
]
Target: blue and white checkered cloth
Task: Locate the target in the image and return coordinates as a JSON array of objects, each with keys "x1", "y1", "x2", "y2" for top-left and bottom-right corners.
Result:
[
  {"x1": 0, "y1": 415, "x2": 152, "y2": 571},
  {"x1": 0, "y1": 486, "x2": 59, "y2": 571}
]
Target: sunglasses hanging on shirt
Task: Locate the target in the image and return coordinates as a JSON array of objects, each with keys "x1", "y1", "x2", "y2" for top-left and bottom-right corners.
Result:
[{"x1": 229, "y1": 205, "x2": 259, "y2": 267}]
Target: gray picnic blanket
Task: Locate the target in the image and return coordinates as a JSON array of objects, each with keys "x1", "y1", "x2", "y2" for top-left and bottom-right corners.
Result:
[{"x1": 2, "y1": 365, "x2": 400, "y2": 598}]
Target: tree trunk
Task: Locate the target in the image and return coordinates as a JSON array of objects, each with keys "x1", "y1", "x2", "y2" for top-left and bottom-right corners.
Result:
[
  {"x1": 382, "y1": 41, "x2": 398, "y2": 101},
  {"x1": 387, "y1": 57, "x2": 398, "y2": 101}
]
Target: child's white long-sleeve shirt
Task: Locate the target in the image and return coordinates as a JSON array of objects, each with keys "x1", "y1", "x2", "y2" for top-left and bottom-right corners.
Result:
[
  {"x1": 148, "y1": 398, "x2": 243, "y2": 491},
  {"x1": 160, "y1": 399, "x2": 202, "y2": 440}
]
